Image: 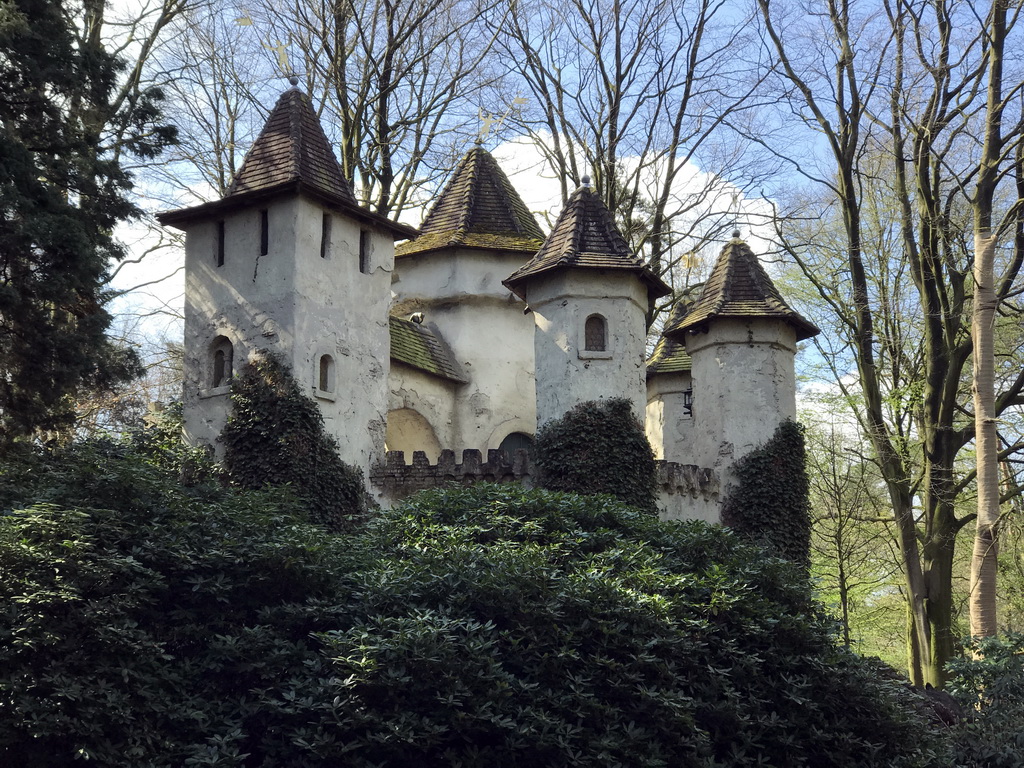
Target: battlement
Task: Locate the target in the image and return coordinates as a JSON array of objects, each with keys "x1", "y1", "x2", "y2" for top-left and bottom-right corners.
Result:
[
  {"x1": 370, "y1": 448, "x2": 719, "y2": 505},
  {"x1": 371, "y1": 449, "x2": 533, "y2": 501}
]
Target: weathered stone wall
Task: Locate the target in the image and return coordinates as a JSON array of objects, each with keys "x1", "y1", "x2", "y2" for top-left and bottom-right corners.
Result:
[
  {"x1": 386, "y1": 361, "x2": 459, "y2": 460},
  {"x1": 391, "y1": 247, "x2": 537, "y2": 453},
  {"x1": 370, "y1": 449, "x2": 720, "y2": 523},
  {"x1": 645, "y1": 371, "x2": 693, "y2": 462},
  {"x1": 180, "y1": 195, "x2": 392, "y2": 479},
  {"x1": 526, "y1": 270, "x2": 649, "y2": 428},
  {"x1": 685, "y1": 317, "x2": 797, "y2": 502}
]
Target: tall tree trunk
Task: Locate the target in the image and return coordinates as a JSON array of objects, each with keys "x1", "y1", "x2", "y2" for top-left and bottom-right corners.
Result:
[
  {"x1": 970, "y1": 0, "x2": 1006, "y2": 639},
  {"x1": 971, "y1": 227, "x2": 1000, "y2": 637}
]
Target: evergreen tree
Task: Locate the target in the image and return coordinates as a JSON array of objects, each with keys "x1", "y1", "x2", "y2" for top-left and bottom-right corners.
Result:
[{"x1": 0, "y1": 0, "x2": 173, "y2": 440}]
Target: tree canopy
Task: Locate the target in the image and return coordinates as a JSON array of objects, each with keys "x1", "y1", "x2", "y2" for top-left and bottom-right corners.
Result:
[{"x1": 0, "y1": 0, "x2": 173, "y2": 440}]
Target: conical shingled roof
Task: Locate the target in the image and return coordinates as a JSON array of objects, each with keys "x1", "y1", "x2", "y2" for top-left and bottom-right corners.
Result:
[
  {"x1": 397, "y1": 147, "x2": 544, "y2": 258},
  {"x1": 226, "y1": 88, "x2": 356, "y2": 204},
  {"x1": 158, "y1": 89, "x2": 416, "y2": 238},
  {"x1": 646, "y1": 301, "x2": 693, "y2": 377},
  {"x1": 503, "y1": 184, "x2": 670, "y2": 300},
  {"x1": 664, "y1": 237, "x2": 819, "y2": 341}
]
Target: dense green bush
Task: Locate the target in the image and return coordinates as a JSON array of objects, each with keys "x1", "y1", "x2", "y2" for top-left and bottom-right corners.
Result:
[
  {"x1": 722, "y1": 419, "x2": 812, "y2": 567},
  {"x1": 534, "y1": 397, "x2": 657, "y2": 514},
  {"x1": 1, "y1": 443, "x2": 949, "y2": 767},
  {"x1": 220, "y1": 350, "x2": 367, "y2": 529},
  {"x1": 947, "y1": 633, "x2": 1024, "y2": 767},
  {"x1": 0, "y1": 440, "x2": 346, "y2": 766}
]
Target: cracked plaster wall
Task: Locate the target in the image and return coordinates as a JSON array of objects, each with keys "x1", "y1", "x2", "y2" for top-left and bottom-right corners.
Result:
[
  {"x1": 386, "y1": 362, "x2": 457, "y2": 459},
  {"x1": 645, "y1": 371, "x2": 693, "y2": 462},
  {"x1": 391, "y1": 247, "x2": 537, "y2": 451},
  {"x1": 684, "y1": 317, "x2": 797, "y2": 499},
  {"x1": 526, "y1": 270, "x2": 649, "y2": 429},
  {"x1": 181, "y1": 196, "x2": 392, "y2": 478}
]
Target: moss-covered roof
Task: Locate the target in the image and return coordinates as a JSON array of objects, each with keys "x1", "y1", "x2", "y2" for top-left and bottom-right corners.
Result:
[
  {"x1": 503, "y1": 184, "x2": 670, "y2": 301},
  {"x1": 647, "y1": 302, "x2": 693, "y2": 376},
  {"x1": 389, "y1": 316, "x2": 467, "y2": 383},
  {"x1": 397, "y1": 147, "x2": 544, "y2": 258},
  {"x1": 665, "y1": 237, "x2": 819, "y2": 341}
]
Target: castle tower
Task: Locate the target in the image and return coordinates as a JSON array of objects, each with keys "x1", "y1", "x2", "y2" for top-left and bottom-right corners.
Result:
[
  {"x1": 503, "y1": 180, "x2": 670, "y2": 429},
  {"x1": 645, "y1": 300, "x2": 694, "y2": 462},
  {"x1": 663, "y1": 234, "x2": 818, "y2": 486},
  {"x1": 391, "y1": 146, "x2": 545, "y2": 455},
  {"x1": 158, "y1": 88, "x2": 415, "y2": 475}
]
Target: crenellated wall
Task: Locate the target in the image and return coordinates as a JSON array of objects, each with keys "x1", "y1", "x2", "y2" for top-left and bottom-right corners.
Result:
[{"x1": 369, "y1": 449, "x2": 720, "y2": 522}]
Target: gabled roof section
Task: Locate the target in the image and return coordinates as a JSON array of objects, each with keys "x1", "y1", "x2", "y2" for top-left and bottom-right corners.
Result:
[
  {"x1": 225, "y1": 88, "x2": 356, "y2": 203},
  {"x1": 397, "y1": 147, "x2": 545, "y2": 258},
  {"x1": 157, "y1": 89, "x2": 417, "y2": 239},
  {"x1": 389, "y1": 316, "x2": 468, "y2": 383},
  {"x1": 647, "y1": 301, "x2": 693, "y2": 377},
  {"x1": 665, "y1": 236, "x2": 819, "y2": 341},
  {"x1": 503, "y1": 184, "x2": 670, "y2": 300}
]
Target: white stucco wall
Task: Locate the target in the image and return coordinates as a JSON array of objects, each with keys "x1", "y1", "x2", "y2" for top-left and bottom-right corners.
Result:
[
  {"x1": 386, "y1": 361, "x2": 459, "y2": 459},
  {"x1": 392, "y1": 248, "x2": 537, "y2": 450},
  {"x1": 385, "y1": 408, "x2": 444, "y2": 461},
  {"x1": 180, "y1": 195, "x2": 392, "y2": 477},
  {"x1": 657, "y1": 490, "x2": 720, "y2": 524},
  {"x1": 524, "y1": 270, "x2": 649, "y2": 429},
  {"x1": 645, "y1": 371, "x2": 693, "y2": 462},
  {"x1": 684, "y1": 318, "x2": 797, "y2": 491}
]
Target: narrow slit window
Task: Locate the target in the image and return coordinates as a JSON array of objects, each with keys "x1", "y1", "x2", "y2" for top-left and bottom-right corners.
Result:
[
  {"x1": 259, "y1": 209, "x2": 269, "y2": 256},
  {"x1": 216, "y1": 220, "x2": 225, "y2": 266},
  {"x1": 210, "y1": 336, "x2": 233, "y2": 388},
  {"x1": 584, "y1": 314, "x2": 607, "y2": 352},
  {"x1": 318, "y1": 354, "x2": 335, "y2": 392},
  {"x1": 359, "y1": 229, "x2": 370, "y2": 274},
  {"x1": 320, "y1": 214, "x2": 331, "y2": 259}
]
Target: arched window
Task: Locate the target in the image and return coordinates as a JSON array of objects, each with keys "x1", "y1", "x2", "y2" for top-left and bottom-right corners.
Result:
[
  {"x1": 499, "y1": 431, "x2": 534, "y2": 458},
  {"x1": 584, "y1": 314, "x2": 607, "y2": 352},
  {"x1": 210, "y1": 336, "x2": 233, "y2": 388},
  {"x1": 318, "y1": 354, "x2": 335, "y2": 393}
]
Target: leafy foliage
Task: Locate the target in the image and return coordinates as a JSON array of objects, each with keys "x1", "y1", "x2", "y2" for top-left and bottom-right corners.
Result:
[
  {"x1": 130, "y1": 401, "x2": 218, "y2": 487},
  {"x1": 220, "y1": 351, "x2": 366, "y2": 529},
  {"x1": 0, "y1": 439, "x2": 340, "y2": 767},
  {"x1": 947, "y1": 633, "x2": 1024, "y2": 767},
  {"x1": 0, "y1": 443, "x2": 949, "y2": 766},
  {"x1": 722, "y1": 420, "x2": 812, "y2": 568},
  {"x1": 534, "y1": 398, "x2": 657, "y2": 514},
  {"x1": 0, "y1": 0, "x2": 173, "y2": 439}
]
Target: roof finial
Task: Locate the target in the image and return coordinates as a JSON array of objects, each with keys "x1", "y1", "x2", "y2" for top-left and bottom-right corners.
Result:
[
  {"x1": 581, "y1": 174, "x2": 591, "y2": 189},
  {"x1": 732, "y1": 228, "x2": 741, "y2": 240},
  {"x1": 288, "y1": 74, "x2": 299, "y2": 89}
]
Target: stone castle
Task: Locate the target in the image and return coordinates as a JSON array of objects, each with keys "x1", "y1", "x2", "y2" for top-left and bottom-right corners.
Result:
[{"x1": 158, "y1": 88, "x2": 818, "y2": 522}]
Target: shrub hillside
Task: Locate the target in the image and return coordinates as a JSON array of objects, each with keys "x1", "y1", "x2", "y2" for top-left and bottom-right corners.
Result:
[
  {"x1": 947, "y1": 633, "x2": 1024, "y2": 767},
  {"x1": 0, "y1": 440, "x2": 951, "y2": 767}
]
